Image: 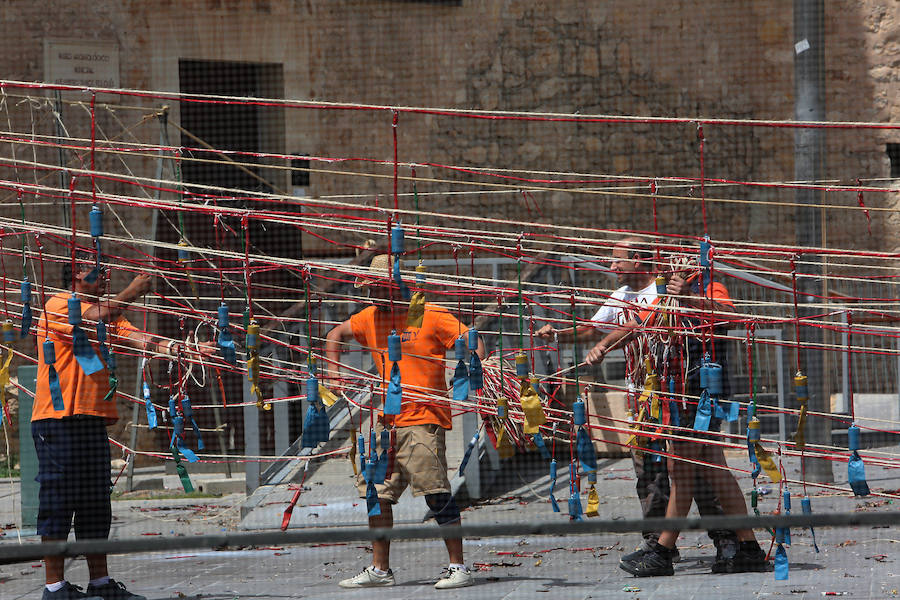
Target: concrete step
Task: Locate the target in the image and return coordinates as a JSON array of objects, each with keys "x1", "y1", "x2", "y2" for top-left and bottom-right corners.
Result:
[
  {"x1": 196, "y1": 477, "x2": 246, "y2": 495},
  {"x1": 114, "y1": 467, "x2": 245, "y2": 495},
  {"x1": 164, "y1": 459, "x2": 235, "y2": 475}
]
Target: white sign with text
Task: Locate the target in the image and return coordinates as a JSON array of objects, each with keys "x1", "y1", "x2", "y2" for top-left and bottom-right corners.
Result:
[{"x1": 44, "y1": 39, "x2": 120, "y2": 88}]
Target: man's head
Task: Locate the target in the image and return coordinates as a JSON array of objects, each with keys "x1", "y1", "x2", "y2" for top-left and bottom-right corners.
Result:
[
  {"x1": 355, "y1": 254, "x2": 399, "y2": 310},
  {"x1": 61, "y1": 251, "x2": 107, "y2": 296},
  {"x1": 610, "y1": 237, "x2": 654, "y2": 289}
]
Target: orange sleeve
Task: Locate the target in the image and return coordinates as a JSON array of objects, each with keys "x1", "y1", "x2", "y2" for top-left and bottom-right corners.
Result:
[
  {"x1": 111, "y1": 316, "x2": 139, "y2": 340},
  {"x1": 37, "y1": 295, "x2": 74, "y2": 338},
  {"x1": 706, "y1": 282, "x2": 734, "y2": 309},
  {"x1": 38, "y1": 296, "x2": 143, "y2": 340},
  {"x1": 430, "y1": 305, "x2": 465, "y2": 349},
  {"x1": 349, "y1": 309, "x2": 371, "y2": 347}
]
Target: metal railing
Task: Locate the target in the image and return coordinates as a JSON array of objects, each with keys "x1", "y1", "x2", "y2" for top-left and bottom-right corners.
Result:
[{"x1": 2, "y1": 511, "x2": 897, "y2": 562}]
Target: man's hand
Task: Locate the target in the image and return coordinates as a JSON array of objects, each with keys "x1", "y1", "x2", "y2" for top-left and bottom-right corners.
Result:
[
  {"x1": 158, "y1": 339, "x2": 217, "y2": 360},
  {"x1": 127, "y1": 273, "x2": 153, "y2": 297},
  {"x1": 536, "y1": 324, "x2": 556, "y2": 340},
  {"x1": 585, "y1": 342, "x2": 608, "y2": 365},
  {"x1": 317, "y1": 365, "x2": 339, "y2": 388},
  {"x1": 195, "y1": 340, "x2": 218, "y2": 358},
  {"x1": 666, "y1": 274, "x2": 692, "y2": 298}
]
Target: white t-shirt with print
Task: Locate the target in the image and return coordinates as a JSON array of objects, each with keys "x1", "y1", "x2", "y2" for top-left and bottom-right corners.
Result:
[{"x1": 589, "y1": 281, "x2": 658, "y2": 330}]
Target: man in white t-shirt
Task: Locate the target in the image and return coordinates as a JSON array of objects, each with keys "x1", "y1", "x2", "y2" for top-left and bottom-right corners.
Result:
[
  {"x1": 588, "y1": 278, "x2": 658, "y2": 328},
  {"x1": 538, "y1": 238, "x2": 657, "y2": 343},
  {"x1": 537, "y1": 238, "x2": 736, "y2": 566}
]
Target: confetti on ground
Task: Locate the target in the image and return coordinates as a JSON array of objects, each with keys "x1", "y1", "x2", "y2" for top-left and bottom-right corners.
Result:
[{"x1": 472, "y1": 561, "x2": 522, "y2": 571}]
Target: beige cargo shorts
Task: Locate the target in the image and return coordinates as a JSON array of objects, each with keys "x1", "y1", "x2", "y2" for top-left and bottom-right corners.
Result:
[{"x1": 356, "y1": 423, "x2": 451, "y2": 504}]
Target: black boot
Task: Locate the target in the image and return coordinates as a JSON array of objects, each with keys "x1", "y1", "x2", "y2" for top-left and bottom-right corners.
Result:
[
  {"x1": 711, "y1": 535, "x2": 739, "y2": 573},
  {"x1": 619, "y1": 539, "x2": 675, "y2": 577},
  {"x1": 715, "y1": 540, "x2": 768, "y2": 574},
  {"x1": 622, "y1": 538, "x2": 681, "y2": 564}
]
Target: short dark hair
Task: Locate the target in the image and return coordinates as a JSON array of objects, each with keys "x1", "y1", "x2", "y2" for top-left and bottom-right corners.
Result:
[
  {"x1": 60, "y1": 250, "x2": 99, "y2": 289},
  {"x1": 621, "y1": 239, "x2": 652, "y2": 262}
]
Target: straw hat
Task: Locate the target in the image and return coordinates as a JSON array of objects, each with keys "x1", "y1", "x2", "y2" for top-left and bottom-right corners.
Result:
[{"x1": 354, "y1": 254, "x2": 392, "y2": 288}]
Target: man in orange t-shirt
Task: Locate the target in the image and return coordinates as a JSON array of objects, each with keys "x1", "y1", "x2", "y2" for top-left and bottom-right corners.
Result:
[
  {"x1": 326, "y1": 254, "x2": 483, "y2": 590},
  {"x1": 32, "y1": 256, "x2": 189, "y2": 600}
]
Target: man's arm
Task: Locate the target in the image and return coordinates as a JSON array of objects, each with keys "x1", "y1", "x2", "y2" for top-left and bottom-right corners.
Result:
[
  {"x1": 475, "y1": 334, "x2": 486, "y2": 360},
  {"x1": 120, "y1": 330, "x2": 170, "y2": 355},
  {"x1": 536, "y1": 323, "x2": 601, "y2": 343},
  {"x1": 83, "y1": 273, "x2": 152, "y2": 322},
  {"x1": 325, "y1": 319, "x2": 355, "y2": 386},
  {"x1": 584, "y1": 318, "x2": 640, "y2": 365},
  {"x1": 538, "y1": 294, "x2": 624, "y2": 343},
  {"x1": 459, "y1": 326, "x2": 486, "y2": 359},
  {"x1": 116, "y1": 329, "x2": 217, "y2": 360}
]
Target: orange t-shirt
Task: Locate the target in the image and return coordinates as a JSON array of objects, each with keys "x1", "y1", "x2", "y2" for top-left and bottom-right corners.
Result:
[
  {"x1": 33, "y1": 292, "x2": 138, "y2": 422},
  {"x1": 350, "y1": 303, "x2": 465, "y2": 429}
]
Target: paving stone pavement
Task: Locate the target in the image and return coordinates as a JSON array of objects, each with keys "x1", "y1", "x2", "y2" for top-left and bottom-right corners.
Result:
[{"x1": 2, "y1": 450, "x2": 899, "y2": 599}]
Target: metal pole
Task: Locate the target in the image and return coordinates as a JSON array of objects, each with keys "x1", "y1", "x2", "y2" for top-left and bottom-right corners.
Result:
[
  {"x1": 243, "y1": 377, "x2": 260, "y2": 499},
  {"x1": 125, "y1": 108, "x2": 168, "y2": 491},
  {"x1": 4, "y1": 511, "x2": 898, "y2": 563},
  {"x1": 53, "y1": 91, "x2": 70, "y2": 229},
  {"x1": 273, "y1": 346, "x2": 290, "y2": 456},
  {"x1": 896, "y1": 335, "x2": 900, "y2": 432},
  {"x1": 794, "y1": 0, "x2": 832, "y2": 482},
  {"x1": 461, "y1": 409, "x2": 480, "y2": 499},
  {"x1": 841, "y1": 312, "x2": 850, "y2": 414},
  {"x1": 775, "y1": 331, "x2": 786, "y2": 444},
  {"x1": 207, "y1": 371, "x2": 232, "y2": 479}
]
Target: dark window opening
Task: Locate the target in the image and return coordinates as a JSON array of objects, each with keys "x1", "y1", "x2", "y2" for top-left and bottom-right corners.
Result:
[
  {"x1": 153, "y1": 59, "x2": 301, "y2": 456},
  {"x1": 887, "y1": 143, "x2": 900, "y2": 179},
  {"x1": 175, "y1": 58, "x2": 294, "y2": 268},
  {"x1": 291, "y1": 156, "x2": 310, "y2": 188},
  {"x1": 179, "y1": 60, "x2": 284, "y2": 195}
]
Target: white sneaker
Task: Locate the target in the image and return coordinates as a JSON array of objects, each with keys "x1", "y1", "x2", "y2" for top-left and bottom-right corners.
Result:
[
  {"x1": 338, "y1": 565, "x2": 395, "y2": 588},
  {"x1": 434, "y1": 566, "x2": 473, "y2": 590}
]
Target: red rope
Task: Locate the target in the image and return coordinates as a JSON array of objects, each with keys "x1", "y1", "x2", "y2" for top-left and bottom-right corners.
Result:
[
  {"x1": 847, "y1": 311, "x2": 855, "y2": 423},
  {"x1": 790, "y1": 256, "x2": 802, "y2": 374},
  {"x1": 392, "y1": 110, "x2": 399, "y2": 210}
]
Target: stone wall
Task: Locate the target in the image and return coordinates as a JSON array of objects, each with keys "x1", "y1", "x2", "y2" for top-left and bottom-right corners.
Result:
[
  {"x1": 2, "y1": 1, "x2": 894, "y2": 251},
  {"x1": 0, "y1": 0, "x2": 898, "y2": 453},
  {"x1": 298, "y1": 1, "x2": 897, "y2": 252}
]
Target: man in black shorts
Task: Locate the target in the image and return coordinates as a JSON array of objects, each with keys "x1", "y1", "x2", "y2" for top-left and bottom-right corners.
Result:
[
  {"x1": 587, "y1": 268, "x2": 766, "y2": 576},
  {"x1": 32, "y1": 257, "x2": 210, "y2": 600},
  {"x1": 541, "y1": 238, "x2": 738, "y2": 564}
]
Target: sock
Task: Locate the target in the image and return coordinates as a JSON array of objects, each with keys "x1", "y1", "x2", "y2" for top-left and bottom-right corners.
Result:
[
  {"x1": 89, "y1": 576, "x2": 111, "y2": 587},
  {"x1": 46, "y1": 581, "x2": 66, "y2": 593},
  {"x1": 371, "y1": 567, "x2": 389, "y2": 576},
  {"x1": 740, "y1": 540, "x2": 762, "y2": 552},
  {"x1": 449, "y1": 563, "x2": 467, "y2": 571}
]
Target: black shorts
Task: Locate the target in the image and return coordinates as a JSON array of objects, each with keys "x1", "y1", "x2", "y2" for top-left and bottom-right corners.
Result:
[
  {"x1": 32, "y1": 416, "x2": 112, "y2": 540},
  {"x1": 680, "y1": 363, "x2": 724, "y2": 441},
  {"x1": 674, "y1": 398, "x2": 722, "y2": 443}
]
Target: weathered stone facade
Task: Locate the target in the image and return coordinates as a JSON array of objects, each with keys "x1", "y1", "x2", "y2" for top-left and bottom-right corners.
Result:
[
  {"x1": 1, "y1": 1, "x2": 897, "y2": 248},
  {"x1": 298, "y1": 0, "x2": 897, "y2": 250},
  {"x1": 0, "y1": 0, "x2": 898, "y2": 454}
]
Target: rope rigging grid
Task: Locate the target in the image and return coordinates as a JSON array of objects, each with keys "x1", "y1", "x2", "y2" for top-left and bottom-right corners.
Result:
[{"x1": 1, "y1": 80, "x2": 899, "y2": 580}]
